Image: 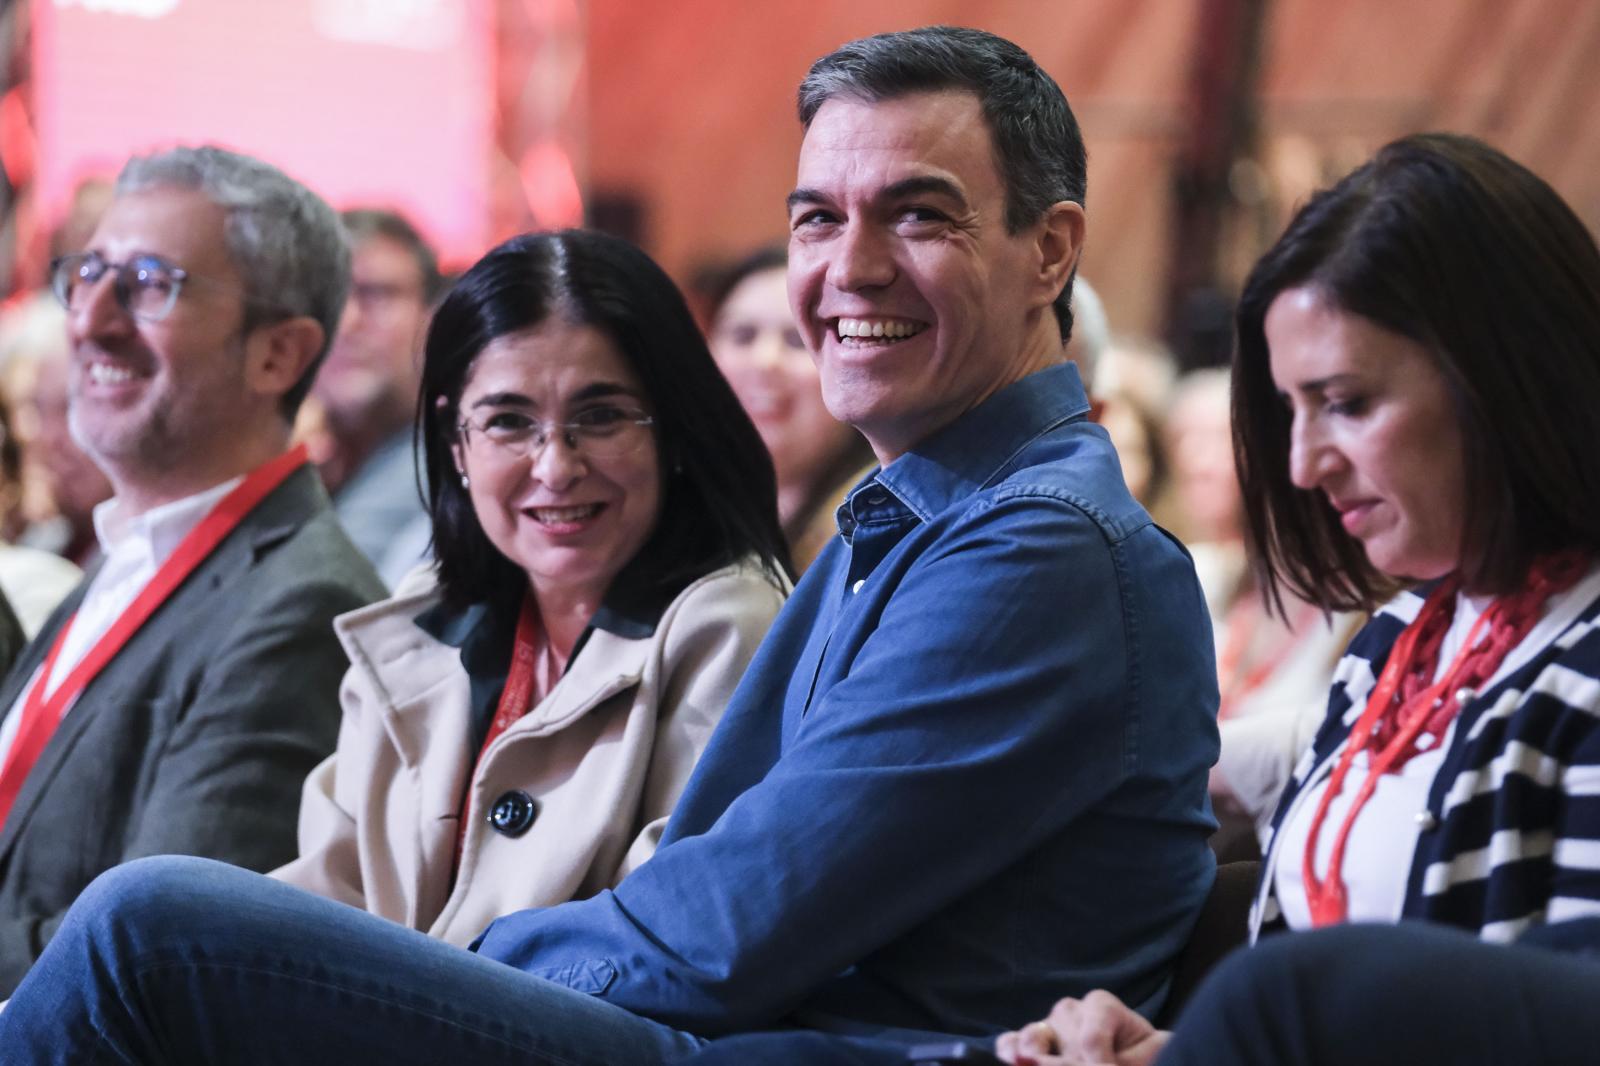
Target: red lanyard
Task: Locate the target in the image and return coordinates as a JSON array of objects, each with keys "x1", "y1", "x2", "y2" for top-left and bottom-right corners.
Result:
[
  {"x1": 476, "y1": 592, "x2": 545, "y2": 765},
  {"x1": 1302, "y1": 552, "x2": 1589, "y2": 926},
  {"x1": 0, "y1": 445, "x2": 309, "y2": 827},
  {"x1": 454, "y1": 591, "x2": 545, "y2": 871}
]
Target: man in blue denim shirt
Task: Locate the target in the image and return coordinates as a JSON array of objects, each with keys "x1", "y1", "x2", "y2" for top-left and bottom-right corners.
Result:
[{"x1": 0, "y1": 26, "x2": 1217, "y2": 1066}]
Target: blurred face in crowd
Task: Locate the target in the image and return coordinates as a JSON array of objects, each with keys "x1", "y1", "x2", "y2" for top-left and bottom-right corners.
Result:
[
  {"x1": 710, "y1": 265, "x2": 862, "y2": 512},
  {"x1": 787, "y1": 90, "x2": 1082, "y2": 464},
  {"x1": 29, "y1": 354, "x2": 113, "y2": 521},
  {"x1": 316, "y1": 234, "x2": 430, "y2": 433},
  {"x1": 1166, "y1": 374, "x2": 1241, "y2": 544},
  {"x1": 1267, "y1": 285, "x2": 1466, "y2": 581},
  {"x1": 452, "y1": 318, "x2": 663, "y2": 611},
  {"x1": 1099, "y1": 394, "x2": 1156, "y2": 505},
  {"x1": 65, "y1": 186, "x2": 257, "y2": 489}
]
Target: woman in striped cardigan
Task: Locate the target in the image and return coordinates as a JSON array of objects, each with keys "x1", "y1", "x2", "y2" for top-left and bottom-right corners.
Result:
[{"x1": 996, "y1": 132, "x2": 1600, "y2": 1066}]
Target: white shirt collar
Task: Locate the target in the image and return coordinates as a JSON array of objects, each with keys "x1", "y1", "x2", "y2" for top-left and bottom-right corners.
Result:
[{"x1": 92, "y1": 476, "x2": 246, "y2": 567}]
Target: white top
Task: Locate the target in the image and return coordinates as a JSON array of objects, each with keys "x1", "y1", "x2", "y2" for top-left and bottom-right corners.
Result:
[
  {"x1": 0, "y1": 543, "x2": 81, "y2": 638},
  {"x1": 1274, "y1": 568, "x2": 1600, "y2": 928},
  {"x1": 0, "y1": 478, "x2": 240, "y2": 765},
  {"x1": 1274, "y1": 736, "x2": 1447, "y2": 926}
]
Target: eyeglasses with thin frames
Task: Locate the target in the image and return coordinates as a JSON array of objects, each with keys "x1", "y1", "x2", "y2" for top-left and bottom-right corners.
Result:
[
  {"x1": 50, "y1": 252, "x2": 194, "y2": 322},
  {"x1": 457, "y1": 404, "x2": 656, "y2": 463},
  {"x1": 49, "y1": 251, "x2": 271, "y2": 324}
]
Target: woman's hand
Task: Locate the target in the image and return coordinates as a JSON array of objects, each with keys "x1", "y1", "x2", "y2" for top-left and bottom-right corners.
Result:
[{"x1": 994, "y1": 990, "x2": 1171, "y2": 1066}]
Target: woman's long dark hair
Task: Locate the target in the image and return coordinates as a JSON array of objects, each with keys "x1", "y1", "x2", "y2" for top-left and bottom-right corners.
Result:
[
  {"x1": 418, "y1": 229, "x2": 791, "y2": 610},
  {"x1": 1233, "y1": 133, "x2": 1600, "y2": 613}
]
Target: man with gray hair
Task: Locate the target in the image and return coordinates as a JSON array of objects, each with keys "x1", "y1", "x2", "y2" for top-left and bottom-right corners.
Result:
[
  {"x1": 0, "y1": 145, "x2": 383, "y2": 992},
  {"x1": 0, "y1": 29, "x2": 1215, "y2": 1064}
]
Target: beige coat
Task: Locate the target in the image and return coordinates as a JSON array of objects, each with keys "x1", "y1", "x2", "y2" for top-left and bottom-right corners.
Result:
[{"x1": 271, "y1": 560, "x2": 785, "y2": 946}]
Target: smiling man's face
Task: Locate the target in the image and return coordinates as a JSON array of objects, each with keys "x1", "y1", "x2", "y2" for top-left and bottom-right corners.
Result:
[
  {"x1": 786, "y1": 90, "x2": 1068, "y2": 464},
  {"x1": 66, "y1": 185, "x2": 255, "y2": 485}
]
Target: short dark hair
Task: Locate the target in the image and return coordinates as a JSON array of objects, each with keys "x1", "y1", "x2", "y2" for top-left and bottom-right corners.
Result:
[
  {"x1": 705, "y1": 243, "x2": 788, "y2": 326},
  {"x1": 341, "y1": 208, "x2": 443, "y2": 303},
  {"x1": 798, "y1": 25, "x2": 1086, "y2": 343},
  {"x1": 1233, "y1": 132, "x2": 1600, "y2": 613},
  {"x1": 420, "y1": 229, "x2": 792, "y2": 609}
]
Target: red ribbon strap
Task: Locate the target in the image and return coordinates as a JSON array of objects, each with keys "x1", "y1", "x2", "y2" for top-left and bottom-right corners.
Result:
[{"x1": 0, "y1": 445, "x2": 310, "y2": 827}]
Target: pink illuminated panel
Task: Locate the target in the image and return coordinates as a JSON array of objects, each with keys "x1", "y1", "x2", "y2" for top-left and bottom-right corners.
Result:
[{"x1": 31, "y1": 0, "x2": 495, "y2": 264}]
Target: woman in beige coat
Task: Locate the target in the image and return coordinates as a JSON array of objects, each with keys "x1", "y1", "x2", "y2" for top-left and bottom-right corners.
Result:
[{"x1": 272, "y1": 230, "x2": 790, "y2": 945}]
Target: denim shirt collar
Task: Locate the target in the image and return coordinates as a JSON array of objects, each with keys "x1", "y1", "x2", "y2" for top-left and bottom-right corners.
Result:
[{"x1": 839, "y1": 362, "x2": 1089, "y2": 534}]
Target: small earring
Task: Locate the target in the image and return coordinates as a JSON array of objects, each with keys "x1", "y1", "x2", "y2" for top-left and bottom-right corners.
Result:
[{"x1": 459, "y1": 473, "x2": 470, "y2": 489}]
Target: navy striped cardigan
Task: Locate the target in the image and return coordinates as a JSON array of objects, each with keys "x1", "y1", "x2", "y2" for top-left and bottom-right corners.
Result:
[{"x1": 1251, "y1": 576, "x2": 1600, "y2": 943}]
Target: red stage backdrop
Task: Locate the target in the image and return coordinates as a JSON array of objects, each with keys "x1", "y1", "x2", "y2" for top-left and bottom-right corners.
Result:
[{"x1": 31, "y1": 0, "x2": 496, "y2": 264}]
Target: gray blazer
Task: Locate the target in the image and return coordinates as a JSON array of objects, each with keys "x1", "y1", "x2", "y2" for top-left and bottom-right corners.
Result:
[{"x1": 0, "y1": 465, "x2": 385, "y2": 992}]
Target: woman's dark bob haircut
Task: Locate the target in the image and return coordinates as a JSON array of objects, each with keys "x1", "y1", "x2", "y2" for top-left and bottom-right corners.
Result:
[
  {"x1": 419, "y1": 229, "x2": 791, "y2": 610},
  {"x1": 1234, "y1": 132, "x2": 1600, "y2": 613}
]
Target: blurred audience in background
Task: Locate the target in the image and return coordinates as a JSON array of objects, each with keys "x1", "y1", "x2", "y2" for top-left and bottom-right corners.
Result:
[
  {"x1": 1095, "y1": 334, "x2": 1179, "y2": 421},
  {"x1": 1064, "y1": 278, "x2": 1109, "y2": 395},
  {"x1": 310, "y1": 209, "x2": 442, "y2": 587},
  {"x1": 705, "y1": 245, "x2": 873, "y2": 572},
  {"x1": 0, "y1": 177, "x2": 116, "y2": 331},
  {"x1": 0, "y1": 178, "x2": 114, "y2": 369},
  {"x1": 0, "y1": 391, "x2": 80, "y2": 635},
  {"x1": 0, "y1": 302, "x2": 113, "y2": 568},
  {"x1": 1098, "y1": 386, "x2": 1169, "y2": 510},
  {"x1": 1094, "y1": 334, "x2": 1178, "y2": 513},
  {"x1": 1166, "y1": 368, "x2": 1248, "y2": 612}
]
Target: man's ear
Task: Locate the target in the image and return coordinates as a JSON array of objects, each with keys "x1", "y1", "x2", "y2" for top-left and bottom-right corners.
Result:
[
  {"x1": 1033, "y1": 200, "x2": 1087, "y2": 309},
  {"x1": 243, "y1": 316, "x2": 325, "y2": 401}
]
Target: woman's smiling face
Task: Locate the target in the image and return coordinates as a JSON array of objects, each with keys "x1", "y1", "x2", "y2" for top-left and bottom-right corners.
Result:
[{"x1": 453, "y1": 318, "x2": 662, "y2": 607}]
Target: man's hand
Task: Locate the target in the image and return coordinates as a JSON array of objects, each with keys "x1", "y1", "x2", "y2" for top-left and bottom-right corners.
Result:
[{"x1": 994, "y1": 990, "x2": 1171, "y2": 1066}]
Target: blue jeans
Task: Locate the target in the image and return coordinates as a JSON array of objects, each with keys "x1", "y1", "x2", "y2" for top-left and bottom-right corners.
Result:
[{"x1": 0, "y1": 856, "x2": 707, "y2": 1065}]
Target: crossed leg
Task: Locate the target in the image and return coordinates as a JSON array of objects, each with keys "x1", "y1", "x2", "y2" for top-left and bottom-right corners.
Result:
[{"x1": 0, "y1": 855, "x2": 707, "y2": 1066}]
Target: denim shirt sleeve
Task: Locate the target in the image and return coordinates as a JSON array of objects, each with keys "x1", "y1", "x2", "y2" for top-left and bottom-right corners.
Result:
[{"x1": 473, "y1": 485, "x2": 1180, "y2": 1034}]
